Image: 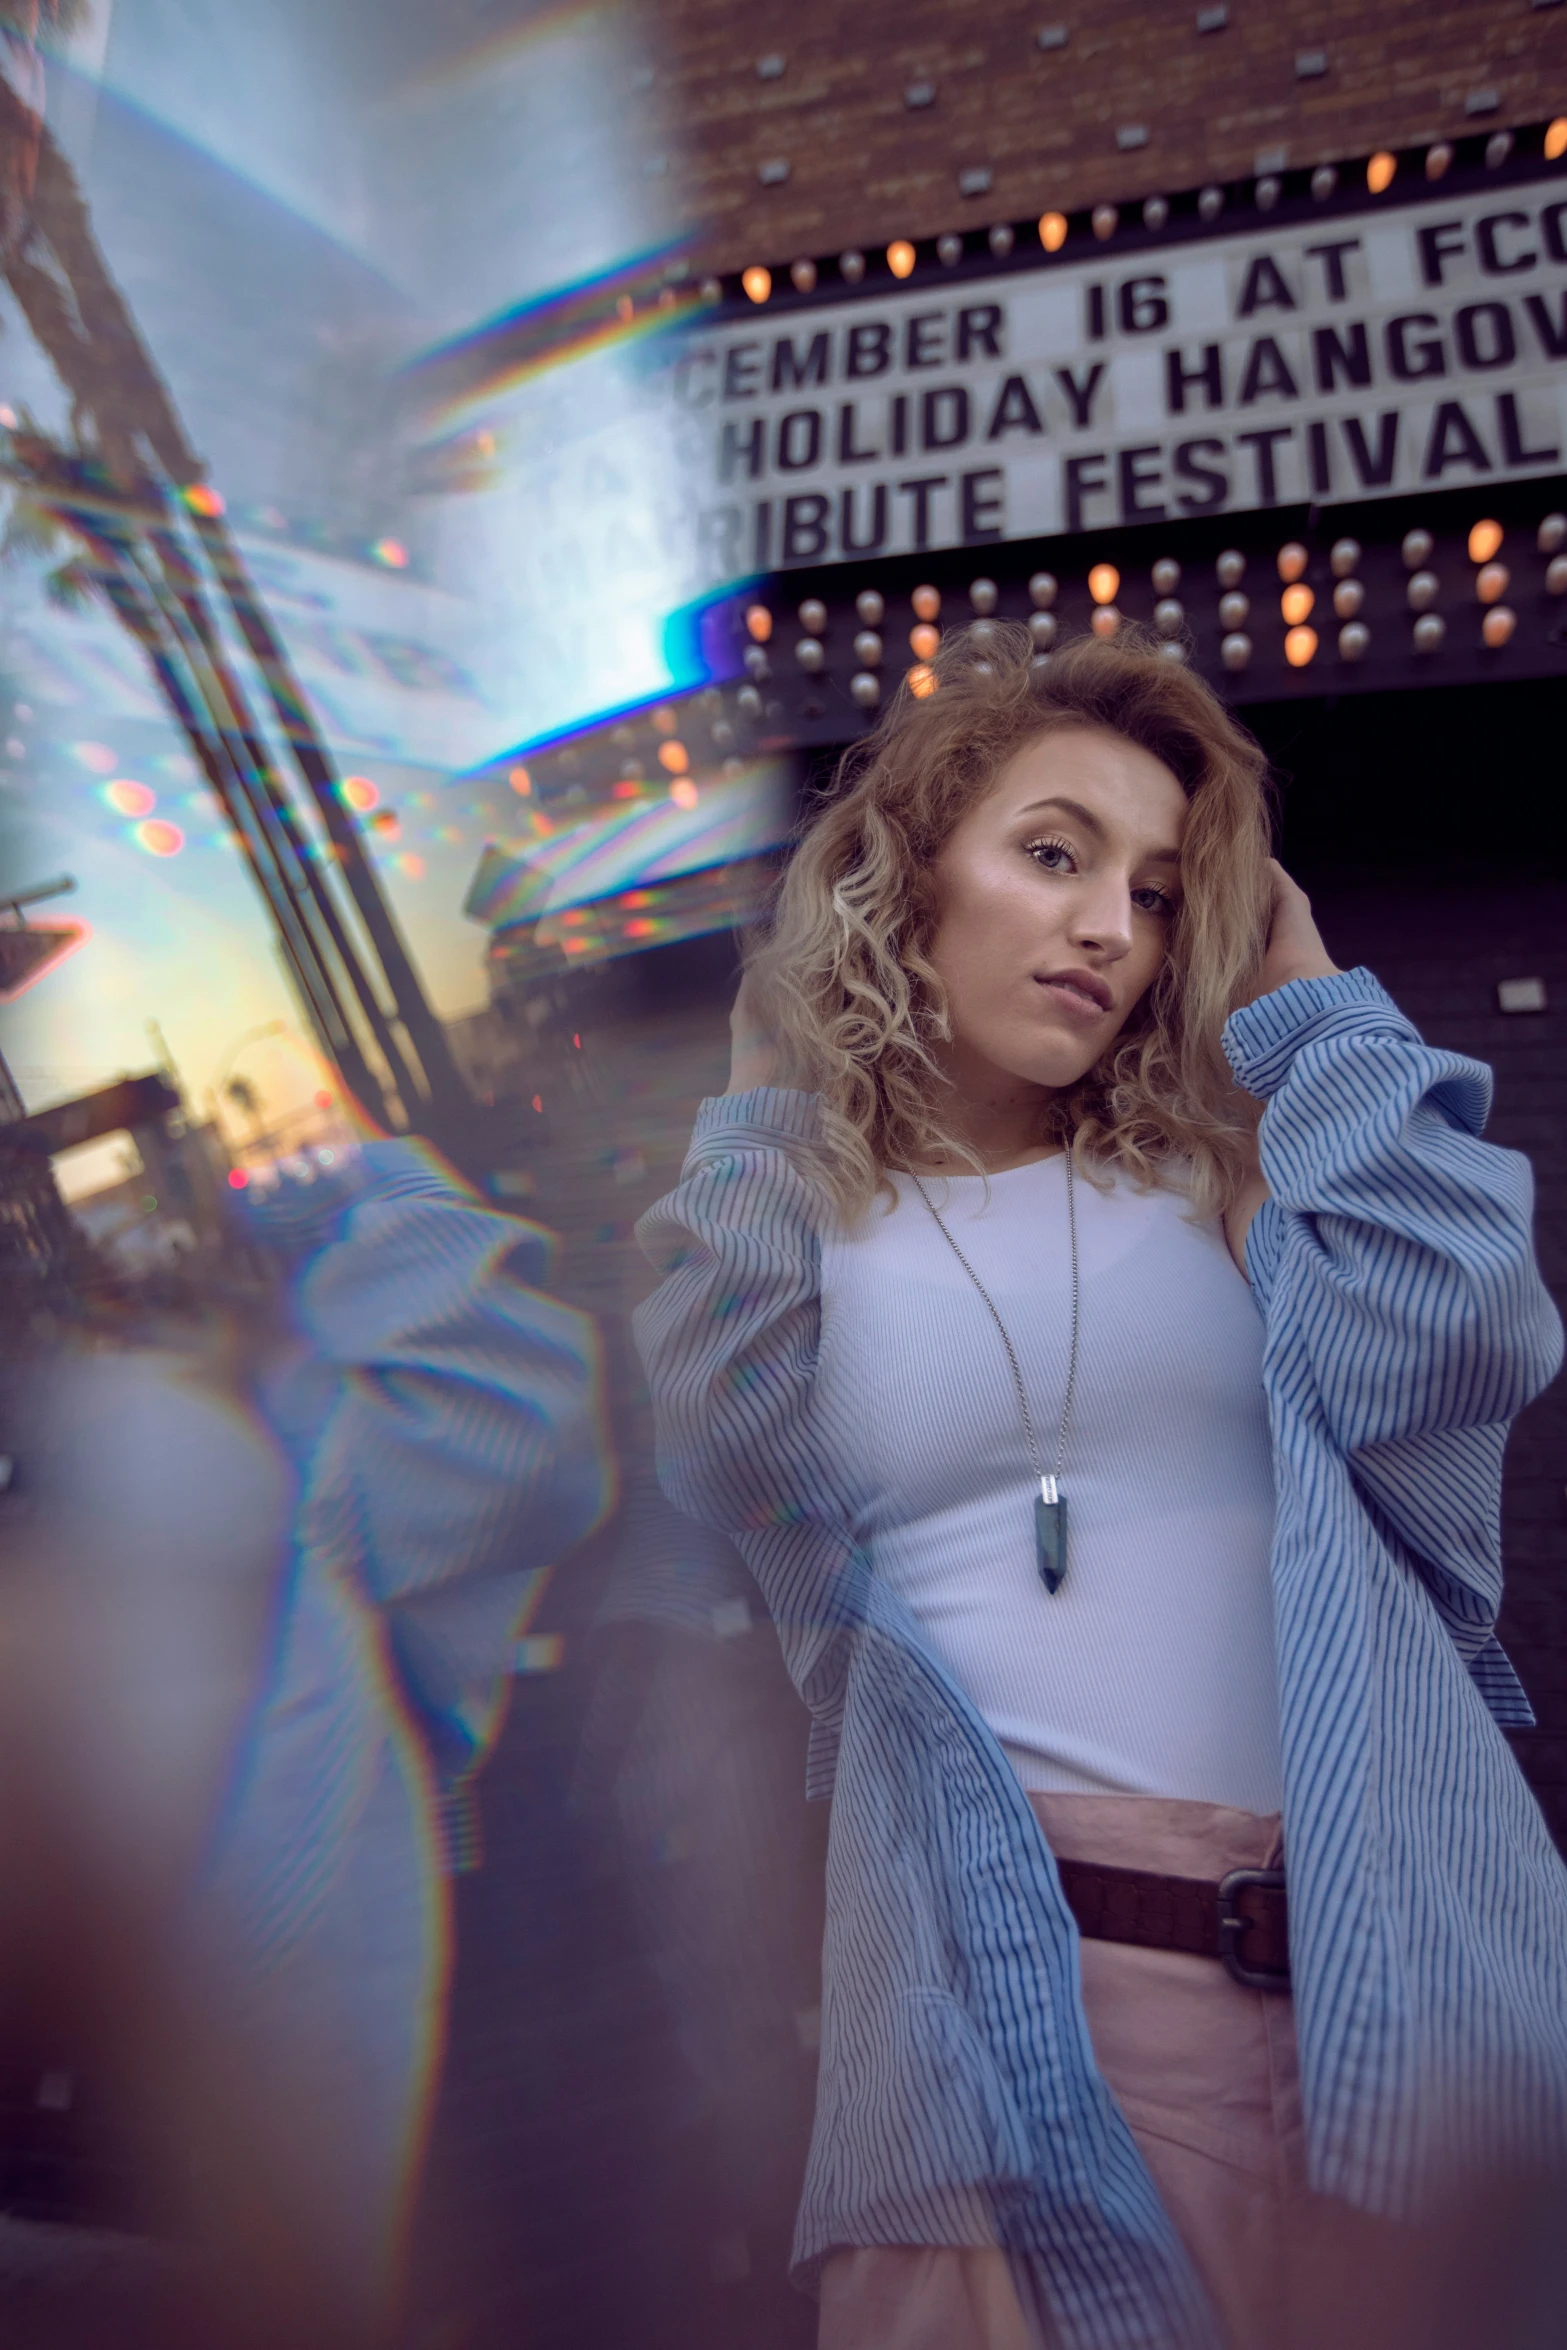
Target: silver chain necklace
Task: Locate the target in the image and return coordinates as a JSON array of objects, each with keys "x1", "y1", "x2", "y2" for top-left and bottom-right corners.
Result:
[{"x1": 910, "y1": 1148, "x2": 1080, "y2": 1594}]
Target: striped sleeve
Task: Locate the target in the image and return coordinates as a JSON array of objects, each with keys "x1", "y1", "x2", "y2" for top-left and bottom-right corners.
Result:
[
  {"x1": 634, "y1": 1090, "x2": 871, "y2": 1781},
  {"x1": 292, "y1": 1160, "x2": 613, "y2": 1771},
  {"x1": 1225, "y1": 968, "x2": 1563, "y2": 1706},
  {"x1": 635, "y1": 1088, "x2": 836, "y2": 1538},
  {"x1": 1225, "y1": 969, "x2": 1562, "y2": 1445}
]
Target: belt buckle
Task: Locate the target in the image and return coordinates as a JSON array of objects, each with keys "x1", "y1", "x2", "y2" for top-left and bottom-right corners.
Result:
[{"x1": 1216, "y1": 1867, "x2": 1290, "y2": 1992}]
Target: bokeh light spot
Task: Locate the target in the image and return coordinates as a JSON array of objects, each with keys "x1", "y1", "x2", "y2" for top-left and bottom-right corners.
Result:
[
  {"x1": 657, "y1": 739, "x2": 690, "y2": 774},
  {"x1": 73, "y1": 741, "x2": 117, "y2": 774},
  {"x1": 136, "y1": 818, "x2": 184, "y2": 856},
  {"x1": 105, "y1": 778, "x2": 156, "y2": 817},
  {"x1": 509, "y1": 766, "x2": 531, "y2": 795},
  {"x1": 340, "y1": 774, "x2": 380, "y2": 811},
  {"x1": 373, "y1": 537, "x2": 409, "y2": 568},
  {"x1": 669, "y1": 777, "x2": 700, "y2": 810},
  {"x1": 227, "y1": 1168, "x2": 249, "y2": 1190}
]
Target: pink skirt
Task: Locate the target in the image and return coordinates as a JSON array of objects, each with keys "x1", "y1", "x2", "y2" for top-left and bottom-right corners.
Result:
[{"x1": 819, "y1": 1793, "x2": 1303, "y2": 2350}]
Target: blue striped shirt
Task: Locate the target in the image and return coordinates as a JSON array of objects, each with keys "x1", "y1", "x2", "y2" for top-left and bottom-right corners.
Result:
[{"x1": 634, "y1": 970, "x2": 1567, "y2": 2350}]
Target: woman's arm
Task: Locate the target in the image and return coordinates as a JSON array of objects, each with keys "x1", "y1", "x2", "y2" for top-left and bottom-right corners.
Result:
[
  {"x1": 634, "y1": 1088, "x2": 871, "y2": 1773},
  {"x1": 1223, "y1": 963, "x2": 1563, "y2": 1672},
  {"x1": 276, "y1": 1145, "x2": 613, "y2": 1772},
  {"x1": 635, "y1": 1087, "x2": 838, "y2": 1536},
  {"x1": 1225, "y1": 971, "x2": 1561, "y2": 1437},
  {"x1": 1222, "y1": 862, "x2": 1340, "y2": 1275}
]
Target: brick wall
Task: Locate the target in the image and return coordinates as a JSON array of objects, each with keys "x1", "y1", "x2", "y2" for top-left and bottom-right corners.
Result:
[{"x1": 634, "y1": 0, "x2": 1567, "y2": 277}]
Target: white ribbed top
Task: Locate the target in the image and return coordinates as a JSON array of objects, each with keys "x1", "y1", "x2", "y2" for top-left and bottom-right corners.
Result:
[{"x1": 816, "y1": 1156, "x2": 1283, "y2": 1810}]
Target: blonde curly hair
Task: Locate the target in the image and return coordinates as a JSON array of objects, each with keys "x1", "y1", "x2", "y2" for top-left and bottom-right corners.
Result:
[{"x1": 746, "y1": 621, "x2": 1276, "y2": 1222}]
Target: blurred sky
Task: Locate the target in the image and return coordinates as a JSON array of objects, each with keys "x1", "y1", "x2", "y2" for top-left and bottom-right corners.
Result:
[{"x1": 0, "y1": 0, "x2": 729, "y2": 1170}]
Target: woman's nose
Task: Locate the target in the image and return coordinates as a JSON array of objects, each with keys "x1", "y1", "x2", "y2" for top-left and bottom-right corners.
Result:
[{"x1": 1067, "y1": 882, "x2": 1134, "y2": 959}]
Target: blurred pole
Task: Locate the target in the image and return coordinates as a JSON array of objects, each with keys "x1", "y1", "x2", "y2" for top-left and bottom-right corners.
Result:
[{"x1": 0, "y1": 106, "x2": 475, "y2": 1146}]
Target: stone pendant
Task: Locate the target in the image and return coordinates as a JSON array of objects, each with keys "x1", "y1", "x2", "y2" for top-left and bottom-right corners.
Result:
[{"x1": 1035, "y1": 1479, "x2": 1066, "y2": 1594}]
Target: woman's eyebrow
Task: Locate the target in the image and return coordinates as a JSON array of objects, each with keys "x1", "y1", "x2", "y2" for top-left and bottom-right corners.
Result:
[{"x1": 1016, "y1": 795, "x2": 1182, "y2": 863}]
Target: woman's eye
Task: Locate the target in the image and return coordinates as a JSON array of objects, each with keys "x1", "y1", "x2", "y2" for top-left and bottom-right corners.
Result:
[
  {"x1": 1132, "y1": 886, "x2": 1175, "y2": 915},
  {"x1": 1026, "y1": 838, "x2": 1074, "y2": 872}
]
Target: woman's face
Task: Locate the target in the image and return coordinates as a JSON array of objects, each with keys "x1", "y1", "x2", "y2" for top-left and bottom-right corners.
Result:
[{"x1": 926, "y1": 725, "x2": 1188, "y2": 1099}]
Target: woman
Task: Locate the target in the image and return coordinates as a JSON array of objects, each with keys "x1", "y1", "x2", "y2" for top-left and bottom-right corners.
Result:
[{"x1": 634, "y1": 625, "x2": 1567, "y2": 2350}]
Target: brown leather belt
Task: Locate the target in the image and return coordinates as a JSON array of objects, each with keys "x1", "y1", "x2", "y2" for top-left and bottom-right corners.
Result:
[{"x1": 1056, "y1": 1859, "x2": 1291, "y2": 1992}]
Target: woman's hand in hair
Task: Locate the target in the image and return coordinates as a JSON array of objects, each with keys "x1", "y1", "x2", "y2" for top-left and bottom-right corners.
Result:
[
  {"x1": 726, "y1": 969, "x2": 782, "y2": 1094},
  {"x1": 1250, "y1": 860, "x2": 1340, "y2": 1003},
  {"x1": 1224, "y1": 863, "x2": 1336, "y2": 1274}
]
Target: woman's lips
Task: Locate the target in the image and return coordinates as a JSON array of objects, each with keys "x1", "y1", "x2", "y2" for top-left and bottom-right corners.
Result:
[{"x1": 1037, "y1": 972, "x2": 1112, "y2": 1021}]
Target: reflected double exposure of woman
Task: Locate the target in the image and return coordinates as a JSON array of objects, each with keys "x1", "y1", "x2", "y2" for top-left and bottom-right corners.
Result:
[{"x1": 634, "y1": 626, "x2": 1567, "y2": 2349}]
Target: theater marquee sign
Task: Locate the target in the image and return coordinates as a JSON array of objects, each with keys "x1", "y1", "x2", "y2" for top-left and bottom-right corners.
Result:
[{"x1": 662, "y1": 180, "x2": 1567, "y2": 575}]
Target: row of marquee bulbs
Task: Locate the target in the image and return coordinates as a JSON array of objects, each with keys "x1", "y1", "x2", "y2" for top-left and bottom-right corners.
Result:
[
  {"x1": 732, "y1": 125, "x2": 1567, "y2": 306},
  {"x1": 736, "y1": 512, "x2": 1567, "y2": 703}
]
